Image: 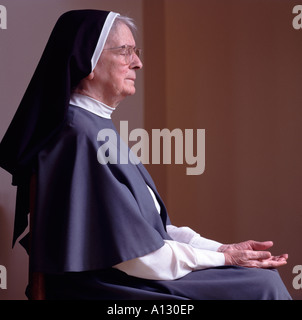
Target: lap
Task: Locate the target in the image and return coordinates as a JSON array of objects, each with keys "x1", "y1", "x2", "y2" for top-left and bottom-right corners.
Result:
[
  {"x1": 43, "y1": 266, "x2": 291, "y2": 300},
  {"x1": 156, "y1": 266, "x2": 291, "y2": 300}
]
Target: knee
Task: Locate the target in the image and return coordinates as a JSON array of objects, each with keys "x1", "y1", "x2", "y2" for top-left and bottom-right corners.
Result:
[{"x1": 260, "y1": 269, "x2": 291, "y2": 300}]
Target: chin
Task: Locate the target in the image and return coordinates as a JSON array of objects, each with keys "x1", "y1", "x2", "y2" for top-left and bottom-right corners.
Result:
[{"x1": 126, "y1": 87, "x2": 136, "y2": 96}]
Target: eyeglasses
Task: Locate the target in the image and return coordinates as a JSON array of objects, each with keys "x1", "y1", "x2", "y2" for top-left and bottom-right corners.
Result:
[{"x1": 103, "y1": 45, "x2": 142, "y2": 65}]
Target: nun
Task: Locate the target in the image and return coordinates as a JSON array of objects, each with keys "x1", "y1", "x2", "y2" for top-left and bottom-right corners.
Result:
[{"x1": 0, "y1": 10, "x2": 291, "y2": 300}]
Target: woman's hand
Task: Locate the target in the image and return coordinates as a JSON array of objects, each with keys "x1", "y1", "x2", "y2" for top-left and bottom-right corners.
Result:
[{"x1": 218, "y1": 240, "x2": 288, "y2": 269}]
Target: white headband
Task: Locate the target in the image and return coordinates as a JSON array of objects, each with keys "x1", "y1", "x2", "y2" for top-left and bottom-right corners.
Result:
[{"x1": 91, "y1": 11, "x2": 120, "y2": 71}]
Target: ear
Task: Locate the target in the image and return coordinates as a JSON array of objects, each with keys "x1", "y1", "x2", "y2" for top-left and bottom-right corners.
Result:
[{"x1": 86, "y1": 72, "x2": 95, "y2": 80}]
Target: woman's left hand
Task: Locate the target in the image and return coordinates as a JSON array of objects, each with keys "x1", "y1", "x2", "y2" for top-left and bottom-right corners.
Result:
[{"x1": 218, "y1": 240, "x2": 288, "y2": 269}]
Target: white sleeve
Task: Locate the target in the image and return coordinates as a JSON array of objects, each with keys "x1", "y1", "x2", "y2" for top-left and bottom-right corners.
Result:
[
  {"x1": 113, "y1": 240, "x2": 225, "y2": 281},
  {"x1": 167, "y1": 224, "x2": 223, "y2": 251}
]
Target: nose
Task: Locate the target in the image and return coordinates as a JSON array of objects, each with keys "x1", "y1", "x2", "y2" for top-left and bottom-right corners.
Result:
[{"x1": 131, "y1": 53, "x2": 143, "y2": 70}]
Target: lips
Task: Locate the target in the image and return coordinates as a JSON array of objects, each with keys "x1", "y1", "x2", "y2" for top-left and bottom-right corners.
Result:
[{"x1": 126, "y1": 73, "x2": 136, "y2": 82}]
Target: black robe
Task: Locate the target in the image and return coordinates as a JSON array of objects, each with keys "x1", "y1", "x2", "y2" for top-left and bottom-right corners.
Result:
[
  {"x1": 0, "y1": 10, "x2": 116, "y2": 245},
  {"x1": 30, "y1": 104, "x2": 171, "y2": 273}
]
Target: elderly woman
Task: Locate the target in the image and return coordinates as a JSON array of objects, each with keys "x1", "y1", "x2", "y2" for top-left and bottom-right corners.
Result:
[{"x1": 0, "y1": 10, "x2": 291, "y2": 300}]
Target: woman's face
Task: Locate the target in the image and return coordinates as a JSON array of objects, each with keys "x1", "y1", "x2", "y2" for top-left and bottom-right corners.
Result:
[{"x1": 92, "y1": 22, "x2": 143, "y2": 107}]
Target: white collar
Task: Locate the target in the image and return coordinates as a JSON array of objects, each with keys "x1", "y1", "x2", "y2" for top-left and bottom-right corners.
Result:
[{"x1": 69, "y1": 93, "x2": 115, "y2": 119}]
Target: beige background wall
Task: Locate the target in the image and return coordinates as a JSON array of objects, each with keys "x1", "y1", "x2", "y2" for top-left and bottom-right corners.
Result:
[
  {"x1": 1, "y1": 0, "x2": 302, "y2": 300},
  {"x1": 144, "y1": 0, "x2": 302, "y2": 300}
]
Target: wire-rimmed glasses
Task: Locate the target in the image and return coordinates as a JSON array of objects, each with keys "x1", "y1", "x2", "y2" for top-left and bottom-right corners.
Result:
[{"x1": 103, "y1": 45, "x2": 142, "y2": 65}]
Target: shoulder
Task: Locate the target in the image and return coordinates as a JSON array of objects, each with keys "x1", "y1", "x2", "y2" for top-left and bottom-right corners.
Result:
[
  {"x1": 40, "y1": 105, "x2": 112, "y2": 156},
  {"x1": 66, "y1": 104, "x2": 114, "y2": 138},
  {"x1": 54, "y1": 104, "x2": 117, "y2": 149}
]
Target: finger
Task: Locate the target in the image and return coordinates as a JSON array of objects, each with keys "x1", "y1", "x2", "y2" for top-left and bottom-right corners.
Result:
[
  {"x1": 257, "y1": 254, "x2": 289, "y2": 267},
  {"x1": 258, "y1": 258, "x2": 288, "y2": 268},
  {"x1": 249, "y1": 250, "x2": 271, "y2": 261},
  {"x1": 249, "y1": 241, "x2": 274, "y2": 251},
  {"x1": 269, "y1": 254, "x2": 288, "y2": 261},
  {"x1": 245, "y1": 256, "x2": 287, "y2": 268},
  {"x1": 280, "y1": 253, "x2": 289, "y2": 260}
]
